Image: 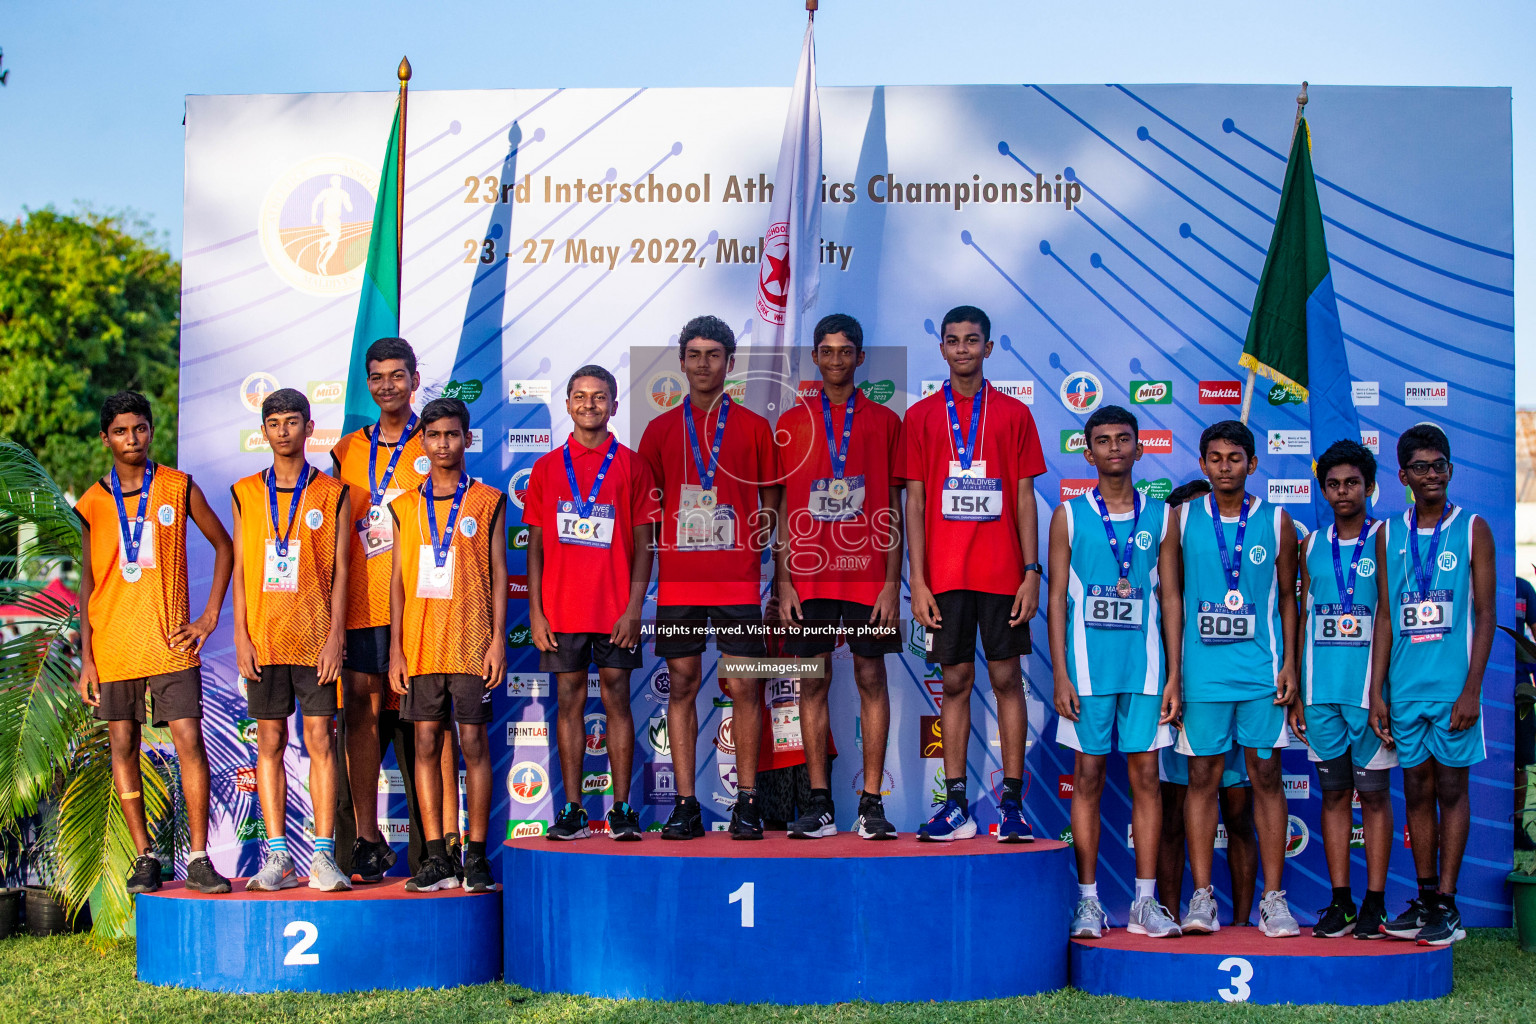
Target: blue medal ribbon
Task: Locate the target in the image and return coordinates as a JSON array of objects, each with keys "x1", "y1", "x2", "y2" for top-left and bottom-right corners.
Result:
[
  {"x1": 1209, "y1": 493, "x2": 1251, "y2": 606},
  {"x1": 266, "y1": 464, "x2": 311, "y2": 557},
  {"x1": 942, "y1": 379, "x2": 985, "y2": 473},
  {"x1": 682, "y1": 394, "x2": 729, "y2": 491},
  {"x1": 425, "y1": 473, "x2": 470, "y2": 569},
  {"x1": 820, "y1": 389, "x2": 856, "y2": 481},
  {"x1": 1409, "y1": 504, "x2": 1453, "y2": 605},
  {"x1": 1090, "y1": 487, "x2": 1142, "y2": 592},
  {"x1": 110, "y1": 462, "x2": 155, "y2": 565},
  {"x1": 564, "y1": 435, "x2": 618, "y2": 519},
  {"x1": 1330, "y1": 518, "x2": 1373, "y2": 617},
  {"x1": 368, "y1": 413, "x2": 418, "y2": 509}
]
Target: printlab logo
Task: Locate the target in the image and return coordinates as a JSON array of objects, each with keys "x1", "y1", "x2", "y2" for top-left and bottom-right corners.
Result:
[
  {"x1": 507, "y1": 428, "x2": 552, "y2": 453},
  {"x1": 1360, "y1": 430, "x2": 1381, "y2": 455},
  {"x1": 1282, "y1": 774, "x2": 1311, "y2": 800},
  {"x1": 508, "y1": 721, "x2": 548, "y2": 747},
  {"x1": 991, "y1": 380, "x2": 1035, "y2": 404},
  {"x1": 1404, "y1": 381, "x2": 1449, "y2": 407},
  {"x1": 1059, "y1": 371, "x2": 1102, "y2": 413},
  {"x1": 1129, "y1": 380, "x2": 1172, "y2": 404},
  {"x1": 258, "y1": 155, "x2": 378, "y2": 296},
  {"x1": 1266, "y1": 479, "x2": 1311, "y2": 504}
]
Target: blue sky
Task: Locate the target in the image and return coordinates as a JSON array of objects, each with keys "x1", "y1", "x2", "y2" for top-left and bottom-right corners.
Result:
[{"x1": 2, "y1": 0, "x2": 1531, "y2": 399}]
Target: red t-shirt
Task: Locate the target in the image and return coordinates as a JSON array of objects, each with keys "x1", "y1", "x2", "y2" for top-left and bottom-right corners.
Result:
[
  {"x1": 775, "y1": 389, "x2": 904, "y2": 604},
  {"x1": 638, "y1": 397, "x2": 776, "y2": 607},
  {"x1": 903, "y1": 382, "x2": 1046, "y2": 596},
  {"x1": 522, "y1": 433, "x2": 661, "y2": 634}
]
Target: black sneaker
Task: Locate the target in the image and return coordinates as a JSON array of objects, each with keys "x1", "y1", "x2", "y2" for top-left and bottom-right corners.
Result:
[
  {"x1": 1417, "y1": 901, "x2": 1466, "y2": 946},
  {"x1": 729, "y1": 792, "x2": 764, "y2": 840},
  {"x1": 788, "y1": 796, "x2": 836, "y2": 839},
  {"x1": 548, "y1": 803, "x2": 591, "y2": 841},
  {"x1": 404, "y1": 854, "x2": 461, "y2": 893},
  {"x1": 608, "y1": 802, "x2": 642, "y2": 842},
  {"x1": 1381, "y1": 897, "x2": 1430, "y2": 940},
  {"x1": 463, "y1": 853, "x2": 498, "y2": 893},
  {"x1": 444, "y1": 835, "x2": 465, "y2": 881},
  {"x1": 126, "y1": 855, "x2": 162, "y2": 894},
  {"x1": 854, "y1": 792, "x2": 898, "y2": 840},
  {"x1": 1355, "y1": 900, "x2": 1387, "y2": 940},
  {"x1": 349, "y1": 837, "x2": 397, "y2": 884},
  {"x1": 1312, "y1": 898, "x2": 1358, "y2": 937},
  {"x1": 661, "y1": 800, "x2": 705, "y2": 840},
  {"x1": 184, "y1": 855, "x2": 232, "y2": 894}
]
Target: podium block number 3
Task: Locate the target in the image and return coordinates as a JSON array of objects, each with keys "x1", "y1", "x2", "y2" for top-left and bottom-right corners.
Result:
[
  {"x1": 728, "y1": 882, "x2": 755, "y2": 928},
  {"x1": 1217, "y1": 956, "x2": 1252, "y2": 1002},
  {"x1": 283, "y1": 921, "x2": 320, "y2": 965}
]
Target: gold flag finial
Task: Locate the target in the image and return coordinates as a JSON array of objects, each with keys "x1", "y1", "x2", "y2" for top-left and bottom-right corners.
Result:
[{"x1": 398, "y1": 56, "x2": 412, "y2": 84}]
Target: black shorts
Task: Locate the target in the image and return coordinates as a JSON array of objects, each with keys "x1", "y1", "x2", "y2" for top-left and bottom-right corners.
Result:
[
  {"x1": 96, "y1": 668, "x2": 203, "y2": 727},
  {"x1": 654, "y1": 603, "x2": 766, "y2": 658},
  {"x1": 540, "y1": 632, "x2": 643, "y2": 674},
  {"x1": 924, "y1": 589, "x2": 1032, "y2": 665},
  {"x1": 248, "y1": 664, "x2": 338, "y2": 720},
  {"x1": 786, "y1": 598, "x2": 901, "y2": 658},
  {"x1": 343, "y1": 626, "x2": 392, "y2": 675},
  {"x1": 1314, "y1": 753, "x2": 1391, "y2": 793},
  {"x1": 402, "y1": 673, "x2": 493, "y2": 725}
]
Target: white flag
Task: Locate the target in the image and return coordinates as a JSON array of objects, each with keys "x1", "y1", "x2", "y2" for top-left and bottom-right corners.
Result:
[{"x1": 747, "y1": 17, "x2": 821, "y2": 408}]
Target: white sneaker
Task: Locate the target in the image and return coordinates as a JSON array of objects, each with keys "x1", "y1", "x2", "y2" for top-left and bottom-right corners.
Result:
[
  {"x1": 245, "y1": 851, "x2": 299, "y2": 892},
  {"x1": 1181, "y1": 885, "x2": 1220, "y2": 934},
  {"x1": 1071, "y1": 896, "x2": 1108, "y2": 938},
  {"x1": 307, "y1": 850, "x2": 352, "y2": 892},
  {"x1": 1259, "y1": 889, "x2": 1301, "y2": 937},
  {"x1": 1128, "y1": 896, "x2": 1182, "y2": 938}
]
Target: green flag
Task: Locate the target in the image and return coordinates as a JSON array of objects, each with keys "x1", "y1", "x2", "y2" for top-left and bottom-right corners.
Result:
[{"x1": 342, "y1": 98, "x2": 403, "y2": 436}]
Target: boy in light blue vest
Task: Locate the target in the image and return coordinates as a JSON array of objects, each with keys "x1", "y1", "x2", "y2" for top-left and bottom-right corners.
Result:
[{"x1": 1372, "y1": 424, "x2": 1494, "y2": 946}]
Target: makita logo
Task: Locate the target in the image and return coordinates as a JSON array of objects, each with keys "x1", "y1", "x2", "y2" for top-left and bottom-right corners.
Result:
[
  {"x1": 1060, "y1": 478, "x2": 1097, "y2": 500},
  {"x1": 1138, "y1": 430, "x2": 1173, "y2": 455},
  {"x1": 1130, "y1": 380, "x2": 1172, "y2": 404},
  {"x1": 1199, "y1": 381, "x2": 1242, "y2": 404},
  {"x1": 508, "y1": 575, "x2": 529, "y2": 599}
]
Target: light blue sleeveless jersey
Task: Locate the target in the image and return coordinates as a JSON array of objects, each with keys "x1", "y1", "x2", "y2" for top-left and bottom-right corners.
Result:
[
  {"x1": 1302, "y1": 521, "x2": 1383, "y2": 708},
  {"x1": 1063, "y1": 494, "x2": 1169, "y2": 696},
  {"x1": 1384, "y1": 506, "x2": 1477, "y2": 703},
  {"x1": 1180, "y1": 494, "x2": 1286, "y2": 701}
]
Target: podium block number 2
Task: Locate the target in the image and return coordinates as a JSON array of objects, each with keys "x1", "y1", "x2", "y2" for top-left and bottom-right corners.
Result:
[
  {"x1": 283, "y1": 921, "x2": 320, "y2": 966},
  {"x1": 1217, "y1": 956, "x2": 1253, "y2": 1002},
  {"x1": 728, "y1": 882, "x2": 755, "y2": 928}
]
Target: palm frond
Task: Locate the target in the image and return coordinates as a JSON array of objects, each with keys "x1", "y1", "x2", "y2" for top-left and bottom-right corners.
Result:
[
  {"x1": 0, "y1": 438, "x2": 82, "y2": 569},
  {"x1": 0, "y1": 583, "x2": 85, "y2": 822}
]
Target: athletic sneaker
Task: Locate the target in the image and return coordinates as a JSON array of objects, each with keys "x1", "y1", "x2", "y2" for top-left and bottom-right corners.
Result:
[
  {"x1": 1071, "y1": 896, "x2": 1108, "y2": 938},
  {"x1": 917, "y1": 799, "x2": 977, "y2": 842},
  {"x1": 404, "y1": 854, "x2": 461, "y2": 893},
  {"x1": 126, "y1": 855, "x2": 162, "y2": 895},
  {"x1": 1416, "y1": 902, "x2": 1466, "y2": 946},
  {"x1": 1258, "y1": 890, "x2": 1300, "y2": 937},
  {"x1": 996, "y1": 799, "x2": 1035, "y2": 843},
  {"x1": 547, "y1": 803, "x2": 591, "y2": 841},
  {"x1": 854, "y1": 792, "x2": 897, "y2": 840},
  {"x1": 1313, "y1": 898, "x2": 1358, "y2": 937},
  {"x1": 1381, "y1": 897, "x2": 1430, "y2": 940},
  {"x1": 1354, "y1": 900, "x2": 1387, "y2": 940},
  {"x1": 1181, "y1": 885, "x2": 1220, "y2": 934},
  {"x1": 308, "y1": 850, "x2": 352, "y2": 892},
  {"x1": 246, "y1": 852, "x2": 299, "y2": 892},
  {"x1": 349, "y1": 836, "x2": 396, "y2": 884},
  {"x1": 1128, "y1": 896, "x2": 1182, "y2": 938},
  {"x1": 444, "y1": 835, "x2": 464, "y2": 882},
  {"x1": 787, "y1": 795, "x2": 836, "y2": 839},
  {"x1": 607, "y1": 802, "x2": 642, "y2": 841},
  {"x1": 463, "y1": 853, "x2": 498, "y2": 893},
  {"x1": 184, "y1": 856, "x2": 232, "y2": 894},
  {"x1": 729, "y1": 792, "x2": 764, "y2": 840},
  {"x1": 661, "y1": 800, "x2": 705, "y2": 840}
]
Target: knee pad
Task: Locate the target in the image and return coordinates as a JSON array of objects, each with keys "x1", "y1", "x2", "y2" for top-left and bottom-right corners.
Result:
[
  {"x1": 1314, "y1": 753, "x2": 1356, "y2": 792},
  {"x1": 1352, "y1": 765, "x2": 1392, "y2": 794}
]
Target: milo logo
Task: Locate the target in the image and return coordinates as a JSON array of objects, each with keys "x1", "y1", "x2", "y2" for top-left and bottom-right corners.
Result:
[
  {"x1": 507, "y1": 819, "x2": 547, "y2": 839},
  {"x1": 1060, "y1": 429, "x2": 1087, "y2": 454},
  {"x1": 1130, "y1": 379, "x2": 1172, "y2": 404}
]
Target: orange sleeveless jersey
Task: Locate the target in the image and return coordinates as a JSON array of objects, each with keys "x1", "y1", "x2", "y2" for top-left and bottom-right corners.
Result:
[
  {"x1": 75, "y1": 467, "x2": 200, "y2": 682},
  {"x1": 231, "y1": 466, "x2": 346, "y2": 666},
  {"x1": 389, "y1": 481, "x2": 505, "y2": 676},
  {"x1": 330, "y1": 425, "x2": 430, "y2": 630}
]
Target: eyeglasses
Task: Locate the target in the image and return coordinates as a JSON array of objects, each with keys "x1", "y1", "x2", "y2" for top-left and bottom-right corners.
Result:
[{"x1": 1404, "y1": 459, "x2": 1450, "y2": 476}]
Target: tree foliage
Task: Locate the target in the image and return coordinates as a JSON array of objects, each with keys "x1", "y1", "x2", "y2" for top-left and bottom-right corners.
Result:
[{"x1": 0, "y1": 209, "x2": 180, "y2": 495}]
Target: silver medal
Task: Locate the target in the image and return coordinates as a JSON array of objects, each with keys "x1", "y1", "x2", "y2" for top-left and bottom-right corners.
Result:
[{"x1": 1224, "y1": 589, "x2": 1244, "y2": 611}]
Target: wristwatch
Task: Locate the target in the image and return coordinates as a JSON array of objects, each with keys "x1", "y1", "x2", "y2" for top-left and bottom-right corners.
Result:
[{"x1": 1022, "y1": 563, "x2": 1044, "y2": 576}]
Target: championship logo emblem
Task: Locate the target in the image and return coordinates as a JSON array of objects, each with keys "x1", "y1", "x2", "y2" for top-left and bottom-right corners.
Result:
[
  {"x1": 755, "y1": 221, "x2": 791, "y2": 325},
  {"x1": 240, "y1": 372, "x2": 280, "y2": 413},
  {"x1": 507, "y1": 761, "x2": 548, "y2": 804},
  {"x1": 1059, "y1": 371, "x2": 1102, "y2": 413},
  {"x1": 258, "y1": 155, "x2": 378, "y2": 296},
  {"x1": 649, "y1": 371, "x2": 685, "y2": 411}
]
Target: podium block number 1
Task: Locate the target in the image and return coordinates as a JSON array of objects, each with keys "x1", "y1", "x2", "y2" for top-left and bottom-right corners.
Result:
[{"x1": 728, "y1": 882, "x2": 755, "y2": 928}]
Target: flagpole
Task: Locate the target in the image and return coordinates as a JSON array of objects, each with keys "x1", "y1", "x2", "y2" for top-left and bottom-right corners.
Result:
[
  {"x1": 396, "y1": 56, "x2": 411, "y2": 290},
  {"x1": 1240, "y1": 80, "x2": 1308, "y2": 425}
]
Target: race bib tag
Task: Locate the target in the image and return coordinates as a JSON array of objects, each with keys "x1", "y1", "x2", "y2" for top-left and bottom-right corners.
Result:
[
  {"x1": 556, "y1": 501, "x2": 616, "y2": 548},
  {"x1": 807, "y1": 474, "x2": 866, "y2": 521},
  {"x1": 1083, "y1": 584, "x2": 1145, "y2": 631},
  {"x1": 947, "y1": 459, "x2": 988, "y2": 479},
  {"x1": 1398, "y1": 590, "x2": 1452, "y2": 643},
  {"x1": 356, "y1": 489, "x2": 402, "y2": 559},
  {"x1": 1196, "y1": 599, "x2": 1257, "y2": 645},
  {"x1": 677, "y1": 485, "x2": 735, "y2": 550},
  {"x1": 118, "y1": 520, "x2": 157, "y2": 575},
  {"x1": 1314, "y1": 603, "x2": 1372, "y2": 647},
  {"x1": 770, "y1": 699, "x2": 803, "y2": 752},
  {"x1": 416, "y1": 545, "x2": 455, "y2": 600},
  {"x1": 263, "y1": 539, "x2": 301, "y2": 593},
  {"x1": 940, "y1": 476, "x2": 1002, "y2": 521}
]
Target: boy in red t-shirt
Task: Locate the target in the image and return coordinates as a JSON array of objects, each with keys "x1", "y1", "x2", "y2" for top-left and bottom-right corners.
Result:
[
  {"x1": 526, "y1": 365, "x2": 660, "y2": 841},
  {"x1": 905, "y1": 305, "x2": 1046, "y2": 842}
]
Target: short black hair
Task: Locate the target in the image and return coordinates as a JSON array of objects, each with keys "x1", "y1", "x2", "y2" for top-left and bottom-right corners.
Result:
[
  {"x1": 567, "y1": 364, "x2": 618, "y2": 400},
  {"x1": 1396, "y1": 423, "x2": 1450, "y2": 468},
  {"x1": 940, "y1": 305, "x2": 991, "y2": 342},
  {"x1": 366, "y1": 337, "x2": 418, "y2": 377},
  {"x1": 419, "y1": 396, "x2": 470, "y2": 435},
  {"x1": 814, "y1": 313, "x2": 864, "y2": 355},
  {"x1": 1084, "y1": 404, "x2": 1138, "y2": 444},
  {"x1": 678, "y1": 315, "x2": 736, "y2": 360},
  {"x1": 100, "y1": 391, "x2": 153, "y2": 434},
  {"x1": 1166, "y1": 479, "x2": 1212, "y2": 508},
  {"x1": 261, "y1": 387, "x2": 310, "y2": 422},
  {"x1": 1199, "y1": 419, "x2": 1255, "y2": 460},
  {"x1": 1315, "y1": 439, "x2": 1377, "y2": 491}
]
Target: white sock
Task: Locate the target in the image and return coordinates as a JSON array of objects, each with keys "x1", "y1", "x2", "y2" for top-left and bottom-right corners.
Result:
[
  {"x1": 1135, "y1": 878, "x2": 1156, "y2": 900},
  {"x1": 1079, "y1": 882, "x2": 1098, "y2": 901},
  {"x1": 188, "y1": 851, "x2": 208, "y2": 862}
]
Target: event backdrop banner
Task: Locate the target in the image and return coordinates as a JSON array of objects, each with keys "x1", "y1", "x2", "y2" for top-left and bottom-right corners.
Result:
[{"x1": 179, "y1": 84, "x2": 1515, "y2": 925}]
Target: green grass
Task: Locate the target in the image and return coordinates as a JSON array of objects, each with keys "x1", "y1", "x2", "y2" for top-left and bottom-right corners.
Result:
[{"x1": 0, "y1": 931, "x2": 1531, "y2": 1024}]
